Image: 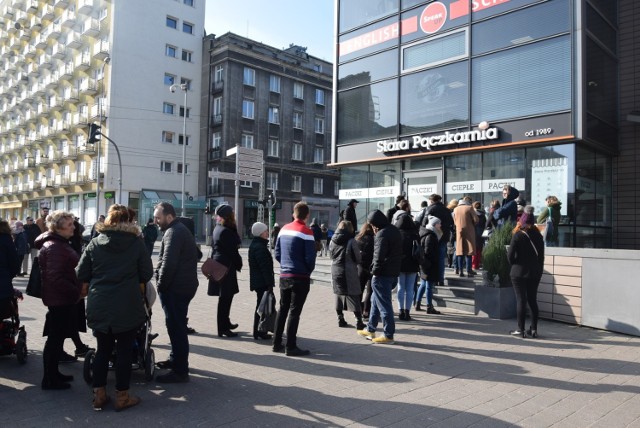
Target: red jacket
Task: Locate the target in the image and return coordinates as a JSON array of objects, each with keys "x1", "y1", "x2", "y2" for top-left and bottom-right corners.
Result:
[{"x1": 35, "y1": 232, "x2": 81, "y2": 307}]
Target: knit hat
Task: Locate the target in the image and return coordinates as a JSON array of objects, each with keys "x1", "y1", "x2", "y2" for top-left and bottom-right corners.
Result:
[
  {"x1": 428, "y1": 216, "x2": 441, "y2": 227},
  {"x1": 251, "y1": 222, "x2": 268, "y2": 237},
  {"x1": 215, "y1": 204, "x2": 233, "y2": 218},
  {"x1": 519, "y1": 205, "x2": 536, "y2": 226}
]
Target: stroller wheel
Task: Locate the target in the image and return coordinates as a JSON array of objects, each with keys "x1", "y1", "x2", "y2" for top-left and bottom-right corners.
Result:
[
  {"x1": 16, "y1": 327, "x2": 27, "y2": 364},
  {"x1": 83, "y1": 349, "x2": 96, "y2": 384},
  {"x1": 144, "y1": 348, "x2": 155, "y2": 381}
]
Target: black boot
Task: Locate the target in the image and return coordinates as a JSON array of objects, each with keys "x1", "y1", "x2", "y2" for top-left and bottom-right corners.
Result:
[
  {"x1": 398, "y1": 309, "x2": 406, "y2": 321},
  {"x1": 355, "y1": 312, "x2": 366, "y2": 330},
  {"x1": 426, "y1": 304, "x2": 441, "y2": 315},
  {"x1": 337, "y1": 312, "x2": 348, "y2": 328},
  {"x1": 415, "y1": 301, "x2": 422, "y2": 311},
  {"x1": 405, "y1": 310, "x2": 412, "y2": 321},
  {"x1": 42, "y1": 347, "x2": 70, "y2": 390}
]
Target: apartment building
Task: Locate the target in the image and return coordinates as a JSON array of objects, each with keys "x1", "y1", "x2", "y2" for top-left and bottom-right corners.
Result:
[
  {"x1": 201, "y1": 33, "x2": 337, "y2": 238},
  {"x1": 0, "y1": 0, "x2": 204, "y2": 225}
]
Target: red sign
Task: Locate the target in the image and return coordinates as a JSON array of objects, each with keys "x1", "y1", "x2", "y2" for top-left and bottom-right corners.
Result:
[
  {"x1": 451, "y1": 0, "x2": 511, "y2": 20},
  {"x1": 420, "y1": 2, "x2": 448, "y2": 34}
]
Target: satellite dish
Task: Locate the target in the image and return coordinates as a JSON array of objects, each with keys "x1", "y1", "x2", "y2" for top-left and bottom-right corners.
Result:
[{"x1": 14, "y1": 22, "x2": 21, "y2": 30}]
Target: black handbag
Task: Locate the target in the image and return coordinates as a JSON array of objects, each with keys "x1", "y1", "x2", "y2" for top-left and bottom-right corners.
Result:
[{"x1": 26, "y1": 257, "x2": 42, "y2": 298}]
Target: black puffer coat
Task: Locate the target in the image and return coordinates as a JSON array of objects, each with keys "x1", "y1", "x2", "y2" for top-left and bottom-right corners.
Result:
[
  {"x1": 367, "y1": 210, "x2": 402, "y2": 277},
  {"x1": 419, "y1": 226, "x2": 440, "y2": 281},
  {"x1": 330, "y1": 228, "x2": 361, "y2": 296},
  {"x1": 248, "y1": 236, "x2": 274, "y2": 292},
  {"x1": 209, "y1": 223, "x2": 242, "y2": 295},
  {"x1": 396, "y1": 212, "x2": 419, "y2": 273},
  {"x1": 155, "y1": 219, "x2": 199, "y2": 297},
  {"x1": 35, "y1": 232, "x2": 81, "y2": 308}
]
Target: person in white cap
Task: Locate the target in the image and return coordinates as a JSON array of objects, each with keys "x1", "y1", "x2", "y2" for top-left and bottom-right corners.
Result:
[{"x1": 248, "y1": 222, "x2": 274, "y2": 340}]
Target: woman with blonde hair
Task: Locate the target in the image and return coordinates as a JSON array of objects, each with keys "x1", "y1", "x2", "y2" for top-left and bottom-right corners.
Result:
[{"x1": 76, "y1": 204, "x2": 153, "y2": 410}]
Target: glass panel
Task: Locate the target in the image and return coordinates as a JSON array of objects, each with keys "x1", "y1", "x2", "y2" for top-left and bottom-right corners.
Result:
[
  {"x1": 401, "y1": 0, "x2": 426, "y2": 10},
  {"x1": 527, "y1": 144, "x2": 574, "y2": 220},
  {"x1": 472, "y1": 0, "x2": 570, "y2": 55},
  {"x1": 589, "y1": 0, "x2": 617, "y2": 26},
  {"x1": 400, "y1": 0, "x2": 471, "y2": 44},
  {"x1": 444, "y1": 153, "x2": 482, "y2": 203},
  {"x1": 403, "y1": 29, "x2": 466, "y2": 70},
  {"x1": 472, "y1": 0, "x2": 540, "y2": 21},
  {"x1": 400, "y1": 60, "x2": 468, "y2": 135},
  {"x1": 586, "y1": 4, "x2": 617, "y2": 53},
  {"x1": 337, "y1": 78, "x2": 398, "y2": 145},
  {"x1": 339, "y1": 0, "x2": 399, "y2": 33},
  {"x1": 338, "y1": 48, "x2": 398, "y2": 90},
  {"x1": 471, "y1": 36, "x2": 571, "y2": 123},
  {"x1": 586, "y1": 38, "x2": 618, "y2": 126},
  {"x1": 339, "y1": 16, "x2": 400, "y2": 62}
]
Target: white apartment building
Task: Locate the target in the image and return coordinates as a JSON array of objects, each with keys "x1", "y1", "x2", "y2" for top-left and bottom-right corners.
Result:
[{"x1": 0, "y1": 0, "x2": 203, "y2": 225}]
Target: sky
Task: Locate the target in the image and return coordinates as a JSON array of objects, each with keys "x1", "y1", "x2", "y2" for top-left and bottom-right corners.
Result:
[{"x1": 204, "y1": 0, "x2": 335, "y2": 62}]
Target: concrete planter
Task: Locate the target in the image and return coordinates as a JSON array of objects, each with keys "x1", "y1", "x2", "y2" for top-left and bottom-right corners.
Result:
[{"x1": 475, "y1": 283, "x2": 516, "y2": 319}]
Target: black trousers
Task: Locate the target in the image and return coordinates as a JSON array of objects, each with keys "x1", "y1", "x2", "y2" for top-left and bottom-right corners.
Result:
[
  {"x1": 253, "y1": 289, "x2": 266, "y2": 337},
  {"x1": 42, "y1": 305, "x2": 75, "y2": 383},
  {"x1": 511, "y1": 276, "x2": 540, "y2": 331},
  {"x1": 92, "y1": 328, "x2": 137, "y2": 391},
  {"x1": 217, "y1": 286, "x2": 235, "y2": 333},
  {"x1": 273, "y1": 277, "x2": 310, "y2": 350}
]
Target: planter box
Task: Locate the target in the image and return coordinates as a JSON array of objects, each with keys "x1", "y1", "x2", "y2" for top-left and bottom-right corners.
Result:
[{"x1": 475, "y1": 285, "x2": 516, "y2": 319}]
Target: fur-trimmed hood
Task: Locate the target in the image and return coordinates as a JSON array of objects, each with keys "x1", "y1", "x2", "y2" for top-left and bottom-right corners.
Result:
[{"x1": 92, "y1": 222, "x2": 142, "y2": 253}]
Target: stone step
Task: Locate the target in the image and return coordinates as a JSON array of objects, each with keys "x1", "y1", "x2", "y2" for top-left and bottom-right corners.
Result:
[
  {"x1": 433, "y1": 295, "x2": 475, "y2": 313},
  {"x1": 433, "y1": 285, "x2": 475, "y2": 299}
]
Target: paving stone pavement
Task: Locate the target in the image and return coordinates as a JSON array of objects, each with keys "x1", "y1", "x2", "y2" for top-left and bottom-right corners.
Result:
[{"x1": 2, "y1": 245, "x2": 640, "y2": 427}]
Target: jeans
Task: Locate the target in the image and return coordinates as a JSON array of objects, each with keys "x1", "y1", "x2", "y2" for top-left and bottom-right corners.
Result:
[
  {"x1": 159, "y1": 290, "x2": 194, "y2": 375},
  {"x1": 92, "y1": 328, "x2": 137, "y2": 390},
  {"x1": 273, "y1": 277, "x2": 310, "y2": 350},
  {"x1": 367, "y1": 275, "x2": 396, "y2": 339},
  {"x1": 416, "y1": 278, "x2": 437, "y2": 306},
  {"x1": 511, "y1": 276, "x2": 540, "y2": 332},
  {"x1": 397, "y1": 272, "x2": 416, "y2": 310}
]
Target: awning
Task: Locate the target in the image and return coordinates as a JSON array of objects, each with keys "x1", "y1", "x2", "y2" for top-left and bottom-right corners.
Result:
[{"x1": 0, "y1": 201, "x2": 24, "y2": 209}]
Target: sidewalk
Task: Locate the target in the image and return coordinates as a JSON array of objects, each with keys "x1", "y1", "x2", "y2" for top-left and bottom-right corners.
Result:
[{"x1": 2, "y1": 247, "x2": 640, "y2": 427}]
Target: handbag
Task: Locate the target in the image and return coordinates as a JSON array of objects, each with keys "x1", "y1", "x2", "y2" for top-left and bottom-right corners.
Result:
[
  {"x1": 257, "y1": 290, "x2": 277, "y2": 333},
  {"x1": 26, "y1": 256, "x2": 42, "y2": 298},
  {"x1": 201, "y1": 257, "x2": 229, "y2": 283}
]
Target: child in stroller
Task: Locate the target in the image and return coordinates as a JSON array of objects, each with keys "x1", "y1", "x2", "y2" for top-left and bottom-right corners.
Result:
[{"x1": 0, "y1": 288, "x2": 27, "y2": 364}]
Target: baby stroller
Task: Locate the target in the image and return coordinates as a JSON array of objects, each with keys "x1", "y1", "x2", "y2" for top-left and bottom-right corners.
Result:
[
  {"x1": 83, "y1": 282, "x2": 156, "y2": 383},
  {"x1": 0, "y1": 291, "x2": 27, "y2": 364}
]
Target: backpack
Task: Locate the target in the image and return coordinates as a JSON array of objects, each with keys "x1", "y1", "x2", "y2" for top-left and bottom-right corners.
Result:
[{"x1": 412, "y1": 238, "x2": 425, "y2": 265}]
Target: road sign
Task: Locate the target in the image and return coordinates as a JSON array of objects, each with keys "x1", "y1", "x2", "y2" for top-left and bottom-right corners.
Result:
[
  {"x1": 238, "y1": 160, "x2": 263, "y2": 170},
  {"x1": 237, "y1": 147, "x2": 263, "y2": 157},
  {"x1": 238, "y1": 167, "x2": 262, "y2": 177},
  {"x1": 208, "y1": 170, "x2": 261, "y2": 182}
]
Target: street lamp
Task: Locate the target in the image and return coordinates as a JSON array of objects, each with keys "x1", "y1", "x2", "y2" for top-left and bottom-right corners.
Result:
[
  {"x1": 96, "y1": 55, "x2": 110, "y2": 219},
  {"x1": 170, "y1": 83, "x2": 188, "y2": 217}
]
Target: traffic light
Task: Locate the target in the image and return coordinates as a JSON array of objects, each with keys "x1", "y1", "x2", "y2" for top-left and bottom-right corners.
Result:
[{"x1": 88, "y1": 123, "x2": 102, "y2": 144}]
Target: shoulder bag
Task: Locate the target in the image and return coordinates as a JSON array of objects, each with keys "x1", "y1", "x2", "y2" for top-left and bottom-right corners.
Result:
[
  {"x1": 26, "y1": 256, "x2": 42, "y2": 298},
  {"x1": 201, "y1": 257, "x2": 229, "y2": 283}
]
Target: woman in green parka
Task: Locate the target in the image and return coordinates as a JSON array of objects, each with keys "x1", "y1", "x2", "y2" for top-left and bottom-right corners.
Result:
[
  {"x1": 536, "y1": 195, "x2": 562, "y2": 247},
  {"x1": 76, "y1": 204, "x2": 153, "y2": 412}
]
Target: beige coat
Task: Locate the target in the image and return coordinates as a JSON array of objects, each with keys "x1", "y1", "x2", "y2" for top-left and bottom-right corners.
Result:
[{"x1": 454, "y1": 203, "x2": 478, "y2": 256}]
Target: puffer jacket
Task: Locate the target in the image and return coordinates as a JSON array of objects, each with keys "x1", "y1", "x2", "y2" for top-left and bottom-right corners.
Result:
[
  {"x1": 537, "y1": 200, "x2": 562, "y2": 243},
  {"x1": 396, "y1": 212, "x2": 419, "y2": 273},
  {"x1": 367, "y1": 210, "x2": 402, "y2": 277},
  {"x1": 419, "y1": 226, "x2": 441, "y2": 281},
  {"x1": 76, "y1": 222, "x2": 153, "y2": 334},
  {"x1": 425, "y1": 202, "x2": 454, "y2": 242},
  {"x1": 35, "y1": 231, "x2": 81, "y2": 307},
  {"x1": 330, "y1": 228, "x2": 361, "y2": 296},
  {"x1": 494, "y1": 187, "x2": 520, "y2": 227},
  {"x1": 155, "y1": 219, "x2": 199, "y2": 296},
  {"x1": 248, "y1": 236, "x2": 274, "y2": 292}
]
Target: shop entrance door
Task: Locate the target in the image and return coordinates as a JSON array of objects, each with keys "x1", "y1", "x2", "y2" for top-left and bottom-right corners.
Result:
[{"x1": 404, "y1": 170, "x2": 442, "y2": 217}]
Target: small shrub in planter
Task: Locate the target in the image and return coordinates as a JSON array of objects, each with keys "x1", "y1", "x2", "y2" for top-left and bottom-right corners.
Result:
[{"x1": 481, "y1": 221, "x2": 514, "y2": 287}]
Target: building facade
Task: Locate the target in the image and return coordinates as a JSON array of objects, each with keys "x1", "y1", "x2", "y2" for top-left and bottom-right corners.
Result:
[
  {"x1": 0, "y1": 0, "x2": 204, "y2": 227},
  {"x1": 333, "y1": 0, "x2": 638, "y2": 249},
  {"x1": 201, "y1": 33, "x2": 337, "y2": 238}
]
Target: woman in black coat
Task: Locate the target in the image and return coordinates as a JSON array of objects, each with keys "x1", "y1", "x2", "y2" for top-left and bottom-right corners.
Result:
[
  {"x1": 355, "y1": 222, "x2": 374, "y2": 317},
  {"x1": 209, "y1": 204, "x2": 243, "y2": 338},
  {"x1": 395, "y1": 201, "x2": 420, "y2": 321},
  {"x1": 507, "y1": 205, "x2": 545, "y2": 338},
  {"x1": 248, "y1": 222, "x2": 274, "y2": 340},
  {"x1": 416, "y1": 216, "x2": 442, "y2": 314}
]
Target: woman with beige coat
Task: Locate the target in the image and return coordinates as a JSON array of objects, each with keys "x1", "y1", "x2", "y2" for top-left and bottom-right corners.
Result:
[{"x1": 453, "y1": 196, "x2": 478, "y2": 277}]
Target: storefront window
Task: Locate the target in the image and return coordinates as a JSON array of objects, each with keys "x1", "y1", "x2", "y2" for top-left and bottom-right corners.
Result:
[
  {"x1": 444, "y1": 153, "x2": 482, "y2": 202},
  {"x1": 337, "y1": 79, "x2": 398, "y2": 145},
  {"x1": 338, "y1": 48, "x2": 398, "y2": 91},
  {"x1": 400, "y1": 60, "x2": 468, "y2": 135}
]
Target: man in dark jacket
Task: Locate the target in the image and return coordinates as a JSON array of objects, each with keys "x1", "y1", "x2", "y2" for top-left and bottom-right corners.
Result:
[
  {"x1": 423, "y1": 194, "x2": 452, "y2": 286},
  {"x1": 344, "y1": 199, "x2": 359, "y2": 231},
  {"x1": 357, "y1": 210, "x2": 402, "y2": 344},
  {"x1": 24, "y1": 216, "x2": 41, "y2": 273},
  {"x1": 153, "y1": 202, "x2": 199, "y2": 383},
  {"x1": 386, "y1": 195, "x2": 405, "y2": 222}
]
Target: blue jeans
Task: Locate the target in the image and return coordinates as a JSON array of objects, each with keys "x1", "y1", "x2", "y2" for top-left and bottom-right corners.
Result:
[
  {"x1": 159, "y1": 290, "x2": 194, "y2": 375},
  {"x1": 367, "y1": 275, "x2": 396, "y2": 339},
  {"x1": 397, "y1": 272, "x2": 416, "y2": 310},
  {"x1": 416, "y1": 278, "x2": 437, "y2": 306}
]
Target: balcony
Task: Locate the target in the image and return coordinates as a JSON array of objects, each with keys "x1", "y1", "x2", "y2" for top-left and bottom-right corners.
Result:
[
  {"x1": 36, "y1": 103, "x2": 48, "y2": 117},
  {"x1": 26, "y1": 0, "x2": 38, "y2": 14},
  {"x1": 2, "y1": 5, "x2": 13, "y2": 20},
  {"x1": 44, "y1": 72, "x2": 60, "y2": 90},
  {"x1": 34, "y1": 33, "x2": 48, "y2": 50},
  {"x1": 37, "y1": 54, "x2": 52, "y2": 70},
  {"x1": 48, "y1": 21, "x2": 62, "y2": 41},
  {"x1": 212, "y1": 114, "x2": 223, "y2": 125},
  {"x1": 19, "y1": 29, "x2": 31, "y2": 42},
  {"x1": 89, "y1": 103, "x2": 108, "y2": 119},
  {"x1": 26, "y1": 61, "x2": 38, "y2": 75},
  {"x1": 61, "y1": 9, "x2": 76, "y2": 28},
  {"x1": 93, "y1": 40, "x2": 109, "y2": 60},
  {"x1": 22, "y1": 158, "x2": 35, "y2": 169},
  {"x1": 65, "y1": 31, "x2": 82, "y2": 49},
  {"x1": 73, "y1": 111, "x2": 89, "y2": 125},
  {"x1": 63, "y1": 88, "x2": 79, "y2": 104},
  {"x1": 59, "y1": 62, "x2": 74, "y2": 81},
  {"x1": 78, "y1": 144, "x2": 95, "y2": 154},
  {"x1": 39, "y1": 4, "x2": 55, "y2": 22},
  {"x1": 77, "y1": 0, "x2": 95, "y2": 15},
  {"x1": 208, "y1": 149, "x2": 222, "y2": 161},
  {"x1": 61, "y1": 145, "x2": 77, "y2": 159},
  {"x1": 81, "y1": 17, "x2": 100, "y2": 38},
  {"x1": 39, "y1": 177, "x2": 50, "y2": 189},
  {"x1": 48, "y1": 96, "x2": 62, "y2": 111},
  {"x1": 54, "y1": 174, "x2": 70, "y2": 187},
  {"x1": 51, "y1": 43, "x2": 67, "y2": 59},
  {"x1": 74, "y1": 53, "x2": 91, "y2": 72},
  {"x1": 79, "y1": 78, "x2": 97, "y2": 95},
  {"x1": 70, "y1": 172, "x2": 86, "y2": 184},
  {"x1": 211, "y1": 80, "x2": 224, "y2": 93}
]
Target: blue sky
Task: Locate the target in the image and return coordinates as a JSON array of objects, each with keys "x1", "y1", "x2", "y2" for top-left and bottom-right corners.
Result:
[{"x1": 204, "y1": 0, "x2": 335, "y2": 61}]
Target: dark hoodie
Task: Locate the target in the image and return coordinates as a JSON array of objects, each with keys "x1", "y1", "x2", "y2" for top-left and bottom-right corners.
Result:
[
  {"x1": 76, "y1": 222, "x2": 153, "y2": 334},
  {"x1": 493, "y1": 186, "x2": 520, "y2": 227},
  {"x1": 367, "y1": 210, "x2": 402, "y2": 277},
  {"x1": 396, "y1": 213, "x2": 419, "y2": 273}
]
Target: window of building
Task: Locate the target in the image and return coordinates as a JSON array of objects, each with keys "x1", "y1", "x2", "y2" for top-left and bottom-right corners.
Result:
[
  {"x1": 162, "y1": 131, "x2": 174, "y2": 144},
  {"x1": 164, "y1": 73, "x2": 176, "y2": 86},
  {"x1": 269, "y1": 75, "x2": 280, "y2": 93},
  {"x1": 293, "y1": 112, "x2": 303, "y2": 129},
  {"x1": 243, "y1": 67, "x2": 255, "y2": 86},
  {"x1": 292, "y1": 143, "x2": 303, "y2": 161},
  {"x1": 161, "y1": 161, "x2": 172, "y2": 172},
  {"x1": 211, "y1": 132, "x2": 221, "y2": 149},
  {"x1": 166, "y1": 44, "x2": 177, "y2": 58},
  {"x1": 177, "y1": 163, "x2": 188, "y2": 174},
  {"x1": 180, "y1": 78, "x2": 191, "y2": 90},
  {"x1": 214, "y1": 65, "x2": 224, "y2": 83},
  {"x1": 313, "y1": 177, "x2": 323, "y2": 194},
  {"x1": 334, "y1": 181, "x2": 339, "y2": 196},
  {"x1": 315, "y1": 117, "x2": 325, "y2": 134},
  {"x1": 241, "y1": 181, "x2": 252, "y2": 188},
  {"x1": 268, "y1": 107, "x2": 280, "y2": 124},
  {"x1": 268, "y1": 139, "x2": 279, "y2": 157},
  {"x1": 402, "y1": 29, "x2": 467, "y2": 72},
  {"x1": 242, "y1": 99, "x2": 254, "y2": 119},
  {"x1": 293, "y1": 82, "x2": 304, "y2": 99},
  {"x1": 339, "y1": 0, "x2": 398, "y2": 33},
  {"x1": 184, "y1": 0, "x2": 194, "y2": 6},
  {"x1": 179, "y1": 107, "x2": 190, "y2": 118},
  {"x1": 292, "y1": 175, "x2": 302, "y2": 192},
  {"x1": 241, "y1": 134, "x2": 254, "y2": 148},
  {"x1": 338, "y1": 48, "x2": 398, "y2": 91},
  {"x1": 213, "y1": 97, "x2": 222, "y2": 116},
  {"x1": 178, "y1": 134, "x2": 190, "y2": 146},
  {"x1": 181, "y1": 49, "x2": 192, "y2": 62},
  {"x1": 182, "y1": 22, "x2": 193, "y2": 34},
  {"x1": 267, "y1": 172, "x2": 278, "y2": 190},
  {"x1": 314, "y1": 147, "x2": 324, "y2": 164},
  {"x1": 315, "y1": 89, "x2": 325, "y2": 105},
  {"x1": 163, "y1": 102, "x2": 175, "y2": 115},
  {"x1": 166, "y1": 16, "x2": 177, "y2": 29}
]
